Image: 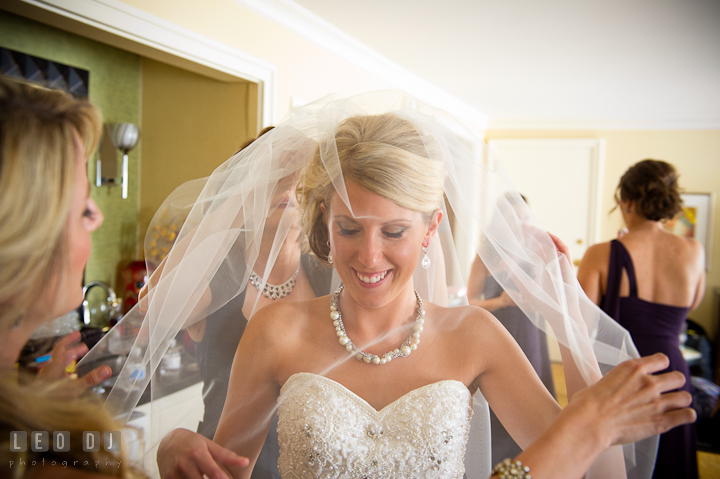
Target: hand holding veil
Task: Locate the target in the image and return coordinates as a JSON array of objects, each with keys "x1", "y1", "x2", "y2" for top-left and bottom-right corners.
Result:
[{"x1": 79, "y1": 91, "x2": 660, "y2": 478}]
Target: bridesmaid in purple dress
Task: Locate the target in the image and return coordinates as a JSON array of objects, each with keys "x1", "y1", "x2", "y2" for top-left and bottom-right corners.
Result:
[{"x1": 578, "y1": 159, "x2": 706, "y2": 479}]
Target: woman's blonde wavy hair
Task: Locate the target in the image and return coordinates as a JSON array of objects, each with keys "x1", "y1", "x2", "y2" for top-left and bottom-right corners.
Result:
[
  {"x1": 0, "y1": 377, "x2": 145, "y2": 478},
  {"x1": 297, "y1": 113, "x2": 444, "y2": 264},
  {"x1": 0, "y1": 78, "x2": 146, "y2": 478},
  {"x1": 0, "y1": 77, "x2": 101, "y2": 330}
]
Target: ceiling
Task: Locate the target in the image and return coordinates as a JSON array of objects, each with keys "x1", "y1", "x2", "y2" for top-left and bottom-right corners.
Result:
[{"x1": 291, "y1": 0, "x2": 720, "y2": 128}]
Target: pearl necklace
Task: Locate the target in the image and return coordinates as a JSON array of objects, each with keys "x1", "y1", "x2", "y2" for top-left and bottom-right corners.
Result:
[
  {"x1": 249, "y1": 264, "x2": 300, "y2": 300},
  {"x1": 330, "y1": 285, "x2": 424, "y2": 365}
]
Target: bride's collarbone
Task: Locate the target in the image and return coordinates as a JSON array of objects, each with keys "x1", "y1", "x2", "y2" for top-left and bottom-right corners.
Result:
[{"x1": 280, "y1": 341, "x2": 473, "y2": 410}]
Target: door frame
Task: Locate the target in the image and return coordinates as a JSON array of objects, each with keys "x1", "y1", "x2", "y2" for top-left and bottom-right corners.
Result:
[
  {"x1": 5, "y1": 0, "x2": 277, "y2": 128},
  {"x1": 488, "y1": 138, "x2": 606, "y2": 249}
]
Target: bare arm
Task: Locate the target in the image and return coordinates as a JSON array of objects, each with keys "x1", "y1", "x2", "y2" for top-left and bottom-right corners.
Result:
[
  {"x1": 213, "y1": 305, "x2": 286, "y2": 479},
  {"x1": 156, "y1": 304, "x2": 278, "y2": 479},
  {"x1": 139, "y1": 189, "x2": 249, "y2": 334},
  {"x1": 471, "y1": 308, "x2": 561, "y2": 450},
  {"x1": 492, "y1": 353, "x2": 695, "y2": 479},
  {"x1": 467, "y1": 255, "x2": 489, "y2": 300},
  {"x1": 690, "y1": 240, "x2": 706, "y2": 311},
  {"x1": 577, "y1": 243, "x2": 609, "y2": 306},
  {"x1": 466, "y1": 255, "x2": 516, "y2": 312}
]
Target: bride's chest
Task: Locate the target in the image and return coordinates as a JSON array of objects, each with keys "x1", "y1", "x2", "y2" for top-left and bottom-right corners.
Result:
[
  {"x1": 276, "y1": 373, "x2": 473, "y2": 478},
  {"x1": 278, "y1": 325, "x2": 476, "y2": 411}
]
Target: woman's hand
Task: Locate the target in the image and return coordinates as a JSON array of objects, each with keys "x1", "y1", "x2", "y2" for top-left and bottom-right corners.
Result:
[
  {"x1": 512, "y1": 353, "x2": 696, "y2": 479},
  {"x1": 157, "y1": 428, "x2": 249, "y2": 479},
  {"x1": 569, "y1": 352, "x2": 695, "y2": 447},
  {"x1": 548, "y1": 232, "x2": 572, "y2": 266},
  {"x1": 36, "y1": 331, "x2": 111, "y2": 398}
]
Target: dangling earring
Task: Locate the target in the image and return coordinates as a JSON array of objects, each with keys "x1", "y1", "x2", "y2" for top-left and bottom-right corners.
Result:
[
  {"x1": 421, "y1": 246, "x2": 431, "y2": 269},
  {"x1": 327, "y1": 240, "x2": 333, "y2": 265}
]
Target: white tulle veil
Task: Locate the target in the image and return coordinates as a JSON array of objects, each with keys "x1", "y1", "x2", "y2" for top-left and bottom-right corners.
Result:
[{"x1": 78, "y1": 91, "x2": 656, "y2": 478}]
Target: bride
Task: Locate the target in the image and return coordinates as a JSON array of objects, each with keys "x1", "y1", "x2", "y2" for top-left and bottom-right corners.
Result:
[
  {"x1": 209, "y1": 108, "x2": 691, "y2": 479},
  {"x1": 89, "y1": 92, "x2": 693, "y2": 479}
]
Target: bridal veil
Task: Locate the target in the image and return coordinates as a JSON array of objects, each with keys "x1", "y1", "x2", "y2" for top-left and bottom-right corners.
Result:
[{"x1": 79, "y1": 91, "x2": 656, "y2": 478}]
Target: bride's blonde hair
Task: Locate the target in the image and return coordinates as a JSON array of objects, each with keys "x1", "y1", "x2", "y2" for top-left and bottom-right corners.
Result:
[{"x1": 297, "y1": 113, "x2": 444, "y2": 264}]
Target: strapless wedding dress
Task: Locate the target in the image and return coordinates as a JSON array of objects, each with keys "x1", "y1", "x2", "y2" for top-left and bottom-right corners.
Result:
[{"x1": 276, "y1": 372, "x2": 473, "y2": 478}]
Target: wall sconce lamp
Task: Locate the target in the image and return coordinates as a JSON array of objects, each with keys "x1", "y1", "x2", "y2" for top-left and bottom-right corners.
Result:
[{"x1": 96, "y1": 123, "x2": 139, "y2": 199}]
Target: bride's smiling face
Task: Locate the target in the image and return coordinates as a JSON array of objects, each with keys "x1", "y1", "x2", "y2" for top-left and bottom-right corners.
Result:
[{"x1": 327, "y1": 181, "x2": 439, "y2": 309}]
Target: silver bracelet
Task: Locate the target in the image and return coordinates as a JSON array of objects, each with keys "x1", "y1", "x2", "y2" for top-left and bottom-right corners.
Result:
[{"x1": 491, "y1": 458, "x2": 531, "y2": 478}]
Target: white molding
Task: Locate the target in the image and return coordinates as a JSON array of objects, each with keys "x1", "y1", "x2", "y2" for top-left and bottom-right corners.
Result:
[
  {"x1": 235, "y1": 0, "x2": 489, "y2": 133},
  {"x1": 10, "y1": 0, "x2": 277, "y2": 127},
  {"x1": 487, "y1": 118, "x2": 720, "y2": 131}
]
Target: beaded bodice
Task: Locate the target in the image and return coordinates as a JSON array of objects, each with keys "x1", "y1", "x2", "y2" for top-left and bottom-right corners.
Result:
[{"x1": 277, "y1": 373, "x2": 473, "y2": 479}]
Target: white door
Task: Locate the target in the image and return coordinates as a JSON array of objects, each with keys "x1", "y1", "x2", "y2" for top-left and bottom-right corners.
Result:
[
  {"x1": 488, "y1": 139, "x2": 605, "y2": 264},
  {"x1": 488, "y1": 139, "x2": 605, "y2": 362}
]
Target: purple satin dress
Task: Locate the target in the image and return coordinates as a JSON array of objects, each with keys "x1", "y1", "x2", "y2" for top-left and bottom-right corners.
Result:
[{"x1": 601, "y1": 240, "x2": 698, "y2": 479}]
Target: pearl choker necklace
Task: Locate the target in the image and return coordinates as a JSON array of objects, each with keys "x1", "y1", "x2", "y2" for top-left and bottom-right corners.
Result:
[
  {"x1": 330, "y1": 285, "x2": 424, "y2": 365},
  {"x1": 249, "y1": 264, "x2": 300, "y2": 300}
]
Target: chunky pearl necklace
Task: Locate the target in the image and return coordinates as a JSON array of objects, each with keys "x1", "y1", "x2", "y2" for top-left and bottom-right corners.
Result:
[
  {"x1": 330, "y1": 285, "x2": 424, "y2": 365},
  {"x1": 249, "y1": 264, "x2": 300, "y2": 300}
]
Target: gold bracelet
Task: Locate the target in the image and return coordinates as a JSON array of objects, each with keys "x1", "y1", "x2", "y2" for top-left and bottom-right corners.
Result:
[{"x1": 491, "y1": 458, "x2": 531, "y2": 478}]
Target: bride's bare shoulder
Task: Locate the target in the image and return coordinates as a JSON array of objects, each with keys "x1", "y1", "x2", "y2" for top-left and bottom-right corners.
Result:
[
  {"x1": 245, "y1": 295, "x2": 332, "y2": 334},
  {"x1": 428, "y1": 302, "x2": 518, "y2": 371},
  {"x1": 429, "y1": 302, "x2": 504, "y2": 337}
]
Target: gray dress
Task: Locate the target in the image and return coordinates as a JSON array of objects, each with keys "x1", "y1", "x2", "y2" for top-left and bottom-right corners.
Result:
[
  {"x1": 483, "y1": 274, "x2": 555, "y2": 464},
  {"x1": 196, "y1": 253, "x2": 332, "y2": 478}
]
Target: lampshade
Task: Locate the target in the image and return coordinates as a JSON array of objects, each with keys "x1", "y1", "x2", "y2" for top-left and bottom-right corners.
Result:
[{"x1": 110, "y1": 123, "x2": 139, "y2": 153}]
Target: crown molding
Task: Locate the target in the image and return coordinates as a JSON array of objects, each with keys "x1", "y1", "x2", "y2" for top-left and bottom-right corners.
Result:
[
  {"x1": 234, "y1": 0, "x2": 489, "y2": 133},
  {"x1": 487, "y1": 117, "x2": 720, "y2": 131},
  {"x1": 5, "y1": 0, "x2": 278, "y2": 126}
]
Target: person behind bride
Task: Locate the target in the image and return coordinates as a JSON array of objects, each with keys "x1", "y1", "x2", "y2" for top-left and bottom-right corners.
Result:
[
  {"x1": 467, "y1": 194, "x2": 556, "y2": 465},
  {"x1": 153, "y1": 126, "x2": 333, "y2": 479},
  {"x1": 148, "y1": 105, "x2": 695, "y2": 479}
]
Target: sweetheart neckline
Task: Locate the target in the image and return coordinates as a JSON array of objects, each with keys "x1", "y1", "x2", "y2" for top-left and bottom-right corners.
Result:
[{"x1": 280, "y1": 372, "x2": 470, "y2": 414}]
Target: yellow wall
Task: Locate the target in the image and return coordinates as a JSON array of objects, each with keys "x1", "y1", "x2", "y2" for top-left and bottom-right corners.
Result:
[
  {"x1": 5, "y1": 0, "x2": 393, "y2": 287},
  {"x1": 0, "y1": 10, "x2": 141, "y2": 292},
  {"x1": 139, "y1": 58, "x2": 254, "y2": 254},
  {"x1": 486, "y1": 128, "x2": 720, "y2": 339},
  {"x1": 118, "y1": 0, "x2": 392, "y2": 121}
]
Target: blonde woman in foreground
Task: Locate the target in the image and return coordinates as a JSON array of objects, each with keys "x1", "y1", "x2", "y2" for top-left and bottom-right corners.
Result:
[{"x1": 0, "y1": 77, "x2": 144, "y2": 479}]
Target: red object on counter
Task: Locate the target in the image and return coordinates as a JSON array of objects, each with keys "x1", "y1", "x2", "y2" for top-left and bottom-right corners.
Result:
[{"x1": 121, "y1": 261, "x2": 149, "y2": 314}]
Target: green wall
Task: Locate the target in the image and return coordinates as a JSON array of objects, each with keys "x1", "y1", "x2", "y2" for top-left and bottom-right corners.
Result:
[{"x1": 0, "y1": 10, "x2": 141, "y2": 293}]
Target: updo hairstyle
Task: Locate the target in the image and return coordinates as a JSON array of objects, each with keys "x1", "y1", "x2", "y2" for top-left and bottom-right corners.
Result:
[
  {"x1": 615, "y1": 159, "x2": 682, "y2": 222},
  {"x1": 0, "y1": 78, "x2": 101, "y2": 329},
  {"x1": 297, "y1": 113, "x2": 444, "y2": 264}
]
